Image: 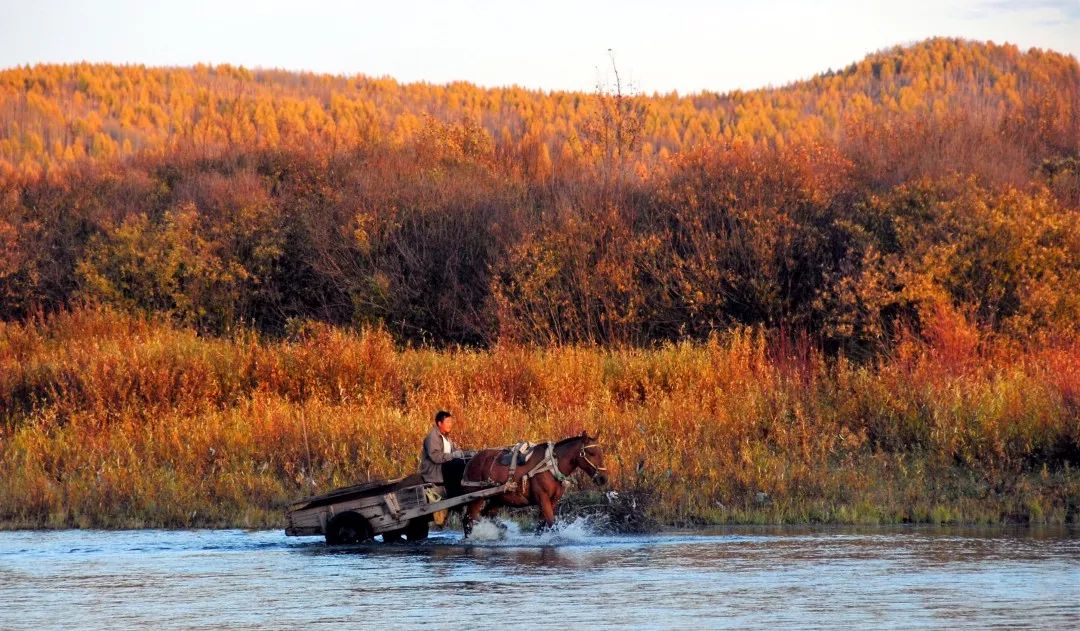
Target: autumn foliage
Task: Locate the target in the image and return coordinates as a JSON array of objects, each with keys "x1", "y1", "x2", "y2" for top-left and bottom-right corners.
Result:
[
  {"x1": 1, "y1": 38, "x2": 1079, "y2": 527},
  {"x1": 1, "y1": 307, "x2": 1077, "y2": 528},
  {"x1": 0, "y1": 38, "x2": 1078, "y2": 348}
]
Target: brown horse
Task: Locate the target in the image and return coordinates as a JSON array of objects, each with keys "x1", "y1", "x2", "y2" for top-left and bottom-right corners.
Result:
[{"x1": 460, "y1": 432, "x2": 607, "y2": 536}]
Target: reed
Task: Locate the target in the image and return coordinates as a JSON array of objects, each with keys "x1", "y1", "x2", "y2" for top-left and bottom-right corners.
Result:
[{"x1": 1, "y1": 306, "x2": 1077, "y2": 528}]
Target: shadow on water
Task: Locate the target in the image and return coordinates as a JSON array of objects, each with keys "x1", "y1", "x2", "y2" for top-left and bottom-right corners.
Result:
[
  {"x1": 308, "y1": 539, "x2": 614, "y2": 571},
  {"x1": 295, "y1": 520, "x2": 1080, "y2": 578}
]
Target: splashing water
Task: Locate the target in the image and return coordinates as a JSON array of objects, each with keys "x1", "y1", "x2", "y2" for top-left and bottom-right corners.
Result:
[
  {"x1": 463, "y1": 515, "x2": 607, "y2": 546},
  {"x1": 463, "y1": 518, "x2": 509, "y2": 542}
]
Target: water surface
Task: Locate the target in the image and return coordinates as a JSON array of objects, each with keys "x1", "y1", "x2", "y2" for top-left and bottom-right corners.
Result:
[{"x1": 1, "y1": 522, "x2": 1077, "y2": 629}]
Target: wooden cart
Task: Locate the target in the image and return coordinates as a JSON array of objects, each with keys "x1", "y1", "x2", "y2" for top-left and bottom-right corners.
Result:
[{"x1": 285, "y1": 475, "x2": 512, "y2": 544}]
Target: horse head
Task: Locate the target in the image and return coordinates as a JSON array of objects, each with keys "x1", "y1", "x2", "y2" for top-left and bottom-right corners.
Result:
[{"x1": 575, "y1": 431, "x2": 608, "y2": 487}]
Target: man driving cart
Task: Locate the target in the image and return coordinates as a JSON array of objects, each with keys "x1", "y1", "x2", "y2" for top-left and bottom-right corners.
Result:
[{"x1": 419, "y1": 410, "x2": 473, "y2": 497}]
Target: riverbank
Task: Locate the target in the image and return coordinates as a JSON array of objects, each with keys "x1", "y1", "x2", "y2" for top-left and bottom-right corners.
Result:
[{"x1": 1, "y1": 307, "x2": 1078, "y2": 529}]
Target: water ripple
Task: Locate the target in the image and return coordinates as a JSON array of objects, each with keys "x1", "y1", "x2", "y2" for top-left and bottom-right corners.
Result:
[{"x1": 0, "y1": 524, "x2": 1077, "y2": 629}]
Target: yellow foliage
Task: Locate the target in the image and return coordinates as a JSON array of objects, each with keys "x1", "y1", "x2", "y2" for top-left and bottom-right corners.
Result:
[{"x1": 0, "y1": 307, "x2": 1077, "y2": 527}]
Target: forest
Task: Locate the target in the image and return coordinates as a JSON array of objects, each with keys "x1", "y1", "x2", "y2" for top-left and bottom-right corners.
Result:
[{"x1": 0, "y1": 38, "x2": 1078, "y2": 527}]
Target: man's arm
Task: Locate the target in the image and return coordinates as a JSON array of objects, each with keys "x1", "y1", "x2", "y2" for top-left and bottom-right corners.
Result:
[{"x1": 424, "y1": 431, "x2": 456, "y2": 464}]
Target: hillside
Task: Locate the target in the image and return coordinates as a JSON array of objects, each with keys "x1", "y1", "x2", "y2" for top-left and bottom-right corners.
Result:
[
  {"x1": 1, "y1": 38, "x2": 1077, "y2": 177},
  {"x1": 0, "y1": 38, "x2": 1078, "y2": 348}
]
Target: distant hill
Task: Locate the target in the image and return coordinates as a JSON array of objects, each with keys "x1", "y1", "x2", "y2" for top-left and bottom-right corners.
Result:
[
  {"x1": 0, "y1": 38, "x2": 1076, "y2": 178},
  {"x1": 0, "y1": 38, "x2": 1078, "y2": 349}
]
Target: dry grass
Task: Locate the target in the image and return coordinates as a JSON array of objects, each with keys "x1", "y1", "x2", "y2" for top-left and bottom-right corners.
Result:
[{"x1": 1, "y1": 306, "x2": 1077, "y2": 528}]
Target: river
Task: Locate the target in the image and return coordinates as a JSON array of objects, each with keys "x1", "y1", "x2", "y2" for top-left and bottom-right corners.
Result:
[{"x1": 1, "y1": 521, "x2": 1077, "y2": 629}]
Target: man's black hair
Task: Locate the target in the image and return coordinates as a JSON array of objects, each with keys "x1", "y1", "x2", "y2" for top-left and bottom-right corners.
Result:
[{"x1": 435, "y1": 410, "x2": 452, "y2": 424}]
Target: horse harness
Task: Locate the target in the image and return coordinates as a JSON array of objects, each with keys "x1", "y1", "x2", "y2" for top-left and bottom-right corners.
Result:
[{"x1": 462, "y1": 440, "x2": 600, "y2": 492}]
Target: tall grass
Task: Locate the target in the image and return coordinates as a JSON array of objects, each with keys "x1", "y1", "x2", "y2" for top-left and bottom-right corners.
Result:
[{"x1": 1, "y1": 306, "x2": 1077, "y2": 528}]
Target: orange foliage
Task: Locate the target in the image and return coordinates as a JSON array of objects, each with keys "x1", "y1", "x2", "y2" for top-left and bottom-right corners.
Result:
[
  {"x1": 0, "y1": 307, "x2": 1077, "y2": 527},
  {"x1": 0, "y1": 39, "x2": 1076, "y2": 184}
]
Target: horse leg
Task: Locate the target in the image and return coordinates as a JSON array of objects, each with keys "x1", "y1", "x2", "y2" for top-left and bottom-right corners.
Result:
[
  {"x1": 464, "y1": 499, "x2": 484, "y2": 538},
  {"x1": 481, "y1": 502, "x2": 509, "y2": 533},
  {"x1": 481, "y1": 502, "x2": 502, "y2": 522},
  {"x1": 535, "y1": 493, "x2": 556, "y2": 535}
]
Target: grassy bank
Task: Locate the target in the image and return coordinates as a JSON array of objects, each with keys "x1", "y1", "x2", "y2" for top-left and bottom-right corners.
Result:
[{"x1": 1, "y1": 307, "x2": 1078, "y2": 529}]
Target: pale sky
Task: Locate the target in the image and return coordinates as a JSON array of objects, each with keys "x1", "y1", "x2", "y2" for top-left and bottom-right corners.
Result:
[{"x1": 2, "y1": 0, "x2": 1078, "y2": 94}]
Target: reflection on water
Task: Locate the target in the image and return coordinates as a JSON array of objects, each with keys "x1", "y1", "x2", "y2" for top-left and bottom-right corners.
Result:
[{"x1": 1, "y1": 522, "x2": 1078, "y2": 629}]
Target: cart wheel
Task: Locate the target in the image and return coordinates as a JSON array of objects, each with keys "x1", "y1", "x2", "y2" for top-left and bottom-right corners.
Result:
[
  {"x1": 405, "y1": 518, "x2": 429, "y2": 541},
  {"x1": 381, "y1": 528, "x2": 405, "y2": 543},
  {"x1": 325, "y1": 512, "x2": 373, "y2": 545}
]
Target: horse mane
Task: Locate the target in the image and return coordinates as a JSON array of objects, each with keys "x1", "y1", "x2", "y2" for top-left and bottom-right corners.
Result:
[{"x1": 554, "y1": 434, "x2": 588, "y2": 448}]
